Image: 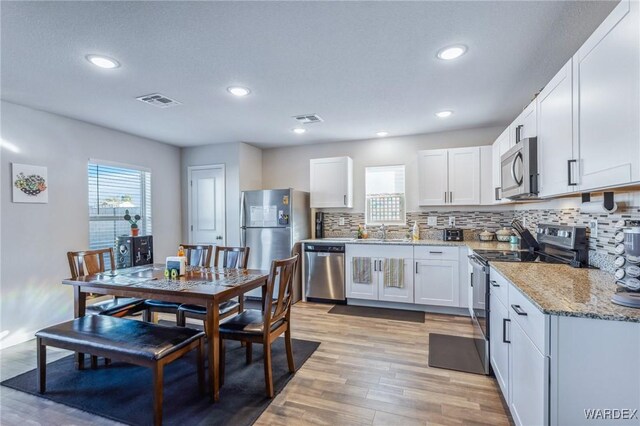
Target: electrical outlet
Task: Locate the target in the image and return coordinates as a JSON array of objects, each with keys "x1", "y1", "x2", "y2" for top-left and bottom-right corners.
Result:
[
  {"x1": 589, "y1": 220, "x2": 598, "y2": 238},
  {"x1": 339, "y1": 217, "x2": 345, "y2": 226},
  {"x1": 427, "y1": 216, "x2": 437, "y2": 226},
  {"x1": 449, "y1": 216, "x2": 455, "y2": 227}
]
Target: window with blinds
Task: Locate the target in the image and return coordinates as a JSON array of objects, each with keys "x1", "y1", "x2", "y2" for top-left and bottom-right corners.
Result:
[
  {"x1": 88, "y1": 162, "x2": 152, "y2": 258},
  {"x1": 365, "y1": 165, "x2": 406, "y2": 225}
]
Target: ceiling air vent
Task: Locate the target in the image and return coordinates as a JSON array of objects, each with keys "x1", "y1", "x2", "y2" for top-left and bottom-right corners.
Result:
[
  {"x1": 136, "y1": 93, "x2": 182, "y2": 108},
  {"x1": 293, "y1": 113, "x2": 323, "y2": 124}
]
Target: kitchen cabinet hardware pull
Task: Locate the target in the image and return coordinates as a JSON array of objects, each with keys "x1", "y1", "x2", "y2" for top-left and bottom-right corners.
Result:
[
  {"x1": 511, "y1": 304, "x2": 528, "y2": 316},
  {"x1": 415, "y1": 262, "x2": 418, "y2": 274},
  {"x1": 444, "y1": 191, "x2": 447, "y2": 203},
  {"x1": 373, "y1": 259, "x2": 376, "y2": 272},
  {"x1": 450, "y1": 191, "x2": 453, "y2": 203},
  {"x1": 567, "y1": 159, "x2": 577, "y2": 186},
  {"x1": 470, "y1": 272, "x2": 473, "y2": 287},
  {"x1": 379, "y1": 260, "x2": 383, "y2": 271},
  {"x1": 503, "y1": 318, "x2": 511, "y2": 343},
  {"x1": 429, "y1": 251, "x2": 443, "y2": 254},
  {"x1": 490, "y1": 280, "x2": 500, "y2": 287},
  {"x1": 344, "y1": 195, "x2": 347, "y2": 205}
]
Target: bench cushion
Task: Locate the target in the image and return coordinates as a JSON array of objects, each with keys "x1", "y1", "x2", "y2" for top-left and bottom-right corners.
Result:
[{"x1": 36, "y1": 316, "x2": 204, "y2": 361}]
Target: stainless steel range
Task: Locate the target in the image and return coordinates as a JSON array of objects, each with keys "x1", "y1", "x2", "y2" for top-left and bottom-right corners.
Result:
[{"x1": 468, "y1": 222, "x2": 589, "y2": 374}]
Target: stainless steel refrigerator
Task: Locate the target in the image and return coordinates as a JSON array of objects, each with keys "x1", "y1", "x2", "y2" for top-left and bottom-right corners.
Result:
[{"x1": 240, "y1": 189, "x2": 310, "y2": 300}]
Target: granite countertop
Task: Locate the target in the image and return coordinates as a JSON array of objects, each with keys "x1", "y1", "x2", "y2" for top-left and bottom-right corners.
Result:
[
  {"x1": 491, "y1": 262, "x2": 640, "y2": 323},
  {"x1": 300, "y1": 238, "x2": 521, "y2": 251}
]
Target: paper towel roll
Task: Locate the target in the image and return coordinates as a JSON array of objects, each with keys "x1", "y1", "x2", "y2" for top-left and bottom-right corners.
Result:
[{"x1": 580, "y1": 200, "x2": 618, "y2": 214}]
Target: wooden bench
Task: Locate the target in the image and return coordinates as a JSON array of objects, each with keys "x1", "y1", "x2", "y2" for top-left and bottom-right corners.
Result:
[{"x1": 36, "y1": 315, "x2": 205, "y2": 426}]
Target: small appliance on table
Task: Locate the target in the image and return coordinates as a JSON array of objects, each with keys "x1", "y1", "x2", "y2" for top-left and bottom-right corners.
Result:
[
  {"x1": 443, "y1": 228, "x2": 464, "y2": 241},
  {"x1": 116, "y1": 235, "x2": 153, "y2": 269},
  {"x1": 612, "y1": 221, "x2": 640, "y2": 308}
]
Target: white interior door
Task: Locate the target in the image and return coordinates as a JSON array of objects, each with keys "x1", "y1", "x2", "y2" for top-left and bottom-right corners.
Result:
[{"x1": 189, "y1": 166, "x2": 225, "y2": 246}]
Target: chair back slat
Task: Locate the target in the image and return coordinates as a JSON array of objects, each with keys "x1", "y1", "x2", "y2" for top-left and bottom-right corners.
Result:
[
  {"x1": 264, "y1": 255, "x2": 298, "y2": 328},
  {"x1": 181, "y1": 244, "x2": 214, "y2": 268},
  {"x1": 214, "y1": 246, "x2": 250, "y2": 269},
  {"x1": 67, "y1": 248, "x2": 115, "y2": 279}
]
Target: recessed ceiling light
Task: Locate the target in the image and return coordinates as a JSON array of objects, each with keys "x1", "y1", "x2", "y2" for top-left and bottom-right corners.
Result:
[
  {"x1": 227, "y1": 86, "x2": 251, "y2": 97},
  {"x1": 437, "y1": 45, "x2": 467, "y2": 61},
  {"x1": 292, "y1": 128, "x2": 306, "y2": 134},
  {"x1": 376, "y1": 131, "x2": 389, "y2": 137},
  {"x1": 436, "y1": 110, "x2": 453, "y2": 118},
  {"x1": 85, "y1": 54, "x2": 120, "y2": 69}
]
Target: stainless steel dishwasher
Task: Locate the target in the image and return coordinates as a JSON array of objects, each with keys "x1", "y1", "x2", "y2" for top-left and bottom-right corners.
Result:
[{"x1": 304, "y1": 243, "x2": 345, "y2": 303}]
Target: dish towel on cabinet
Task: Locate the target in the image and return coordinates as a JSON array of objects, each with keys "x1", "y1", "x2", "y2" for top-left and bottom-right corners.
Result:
[
  {"x1": 383, "y1": 258, "x2": 404, "y2": 288},
  {"x1": 352, "y1": 257, "x2": 372, "y2": 284}
]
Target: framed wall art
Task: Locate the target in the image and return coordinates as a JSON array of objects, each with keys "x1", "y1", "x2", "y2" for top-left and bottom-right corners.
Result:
[{"x1": 12, "y1": 163, "x2": 48, "y2": 203}]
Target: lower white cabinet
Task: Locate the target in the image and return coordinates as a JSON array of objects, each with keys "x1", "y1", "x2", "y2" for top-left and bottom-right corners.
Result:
[
  {"x1": 414, "y1": 259, "x2": 459, "y2": 307},
  {"x1": 510, "y1": 319, "x2": 548, "y2": 426},
  {"x1": 489, "y1": 292, "x2": 510, "y2": 401},
  {"x1": 346, "y1": 244, "x2": 413, "y2": 304}
]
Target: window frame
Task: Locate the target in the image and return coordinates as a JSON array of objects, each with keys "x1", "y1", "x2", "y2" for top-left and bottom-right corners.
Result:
[
  {"x1": 364, "y1": 164, "x2": 406, "y2": 226},
  {"x1": 88, "y1": 159, "x2": 152, "y2": 252}
]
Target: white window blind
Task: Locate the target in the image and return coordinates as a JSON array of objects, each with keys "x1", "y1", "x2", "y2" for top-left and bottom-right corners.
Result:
[
  {"x1": 365, "y1": 165, "x2": 406, "y2": 225},
  {"x1": 88, "y1": 163, "x2": 152, "y2": 260}
]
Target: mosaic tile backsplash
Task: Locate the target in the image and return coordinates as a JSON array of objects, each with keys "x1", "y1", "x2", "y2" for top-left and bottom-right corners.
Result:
[{"x1": 322, "y1": 205, "x2": 640, "y2": 274}]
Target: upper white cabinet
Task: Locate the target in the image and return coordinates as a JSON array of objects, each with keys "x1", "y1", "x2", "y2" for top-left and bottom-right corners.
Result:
[
  {"x1": 509, "y1": 101, "x2": 537, "y2": 145},
  {"x1": 537, "y1": 60, "x2": 576, "y2": 198},
  {"x1": 310, "y1": 156, "x2": 353, "y2": 208},
  {"x1": 492, "y1": 128, "x2": 511, "y2": 204},
  {"x1": 572, "y1": 0, "x2": 640, "y2": 190},
  {"x1": 418, "y1": 147, "x2": 480, "y2": 206},
  {"x1": 480, "y1": 145, "x2": 494, "y2": 205},
  {"x1": 417, "y1": 149, "x2": 449, "y2": 205}
]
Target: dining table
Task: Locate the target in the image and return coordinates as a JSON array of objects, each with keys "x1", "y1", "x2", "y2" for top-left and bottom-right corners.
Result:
[{"x1": 61, "y1": 263, "x2": 270, "y2": 402}]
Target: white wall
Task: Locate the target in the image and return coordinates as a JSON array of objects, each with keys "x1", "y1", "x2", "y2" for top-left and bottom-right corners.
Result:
[
  {"x1": 181, "y1": 142, "x2": 263, "y2": 246},
  {"x1": 262, "y1": 126, "x2": 503, "y2": 212},
  {"x1": 0, "y1": 101, "x2": 182, "y2": 349}
]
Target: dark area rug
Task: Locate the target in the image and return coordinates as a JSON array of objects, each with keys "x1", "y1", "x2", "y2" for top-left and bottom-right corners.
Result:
[
  {"x1": 428, "y1": 333, "x2": 485, "y2": 375},
  {"x1": 328, "y1": 304, "x2": 425, "y2": 323},
  {"x1": 2, "y1": 337, "x2": 320, "y2": 426}
]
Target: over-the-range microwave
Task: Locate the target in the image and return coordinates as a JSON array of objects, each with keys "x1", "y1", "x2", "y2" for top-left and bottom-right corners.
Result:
[{"x1": 500, "y1": 137, "x2": 539, "y2": 200}]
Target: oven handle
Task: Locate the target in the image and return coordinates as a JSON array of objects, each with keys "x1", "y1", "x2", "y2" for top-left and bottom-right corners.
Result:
[{"x1": 467, "y1": 255, "x2": 487, "y2": 271}]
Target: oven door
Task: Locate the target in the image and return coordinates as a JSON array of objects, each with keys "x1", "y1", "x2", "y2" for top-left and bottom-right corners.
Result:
[{"x1": 469, "y1": 255, "x2": 489, "y2": 339}]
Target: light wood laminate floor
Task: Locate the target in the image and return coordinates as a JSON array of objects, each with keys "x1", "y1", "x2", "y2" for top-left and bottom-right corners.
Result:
[{"x1": 0, "y1": 302, "x2": 511, "y2": 425}]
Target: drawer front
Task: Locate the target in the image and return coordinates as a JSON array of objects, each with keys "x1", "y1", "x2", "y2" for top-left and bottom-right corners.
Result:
[
  {"x1": 414, "y1": 246, "x2": 459, "y2": 260},
  {"x1": 509, "y1": 284, "x2": 548, "y2": 355},
  {"x1": 489, "y1": 268, "x2": 509, "y2": 308}
]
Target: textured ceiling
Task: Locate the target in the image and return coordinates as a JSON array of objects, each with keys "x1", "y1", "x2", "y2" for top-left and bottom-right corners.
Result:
[{"x1": 1, "y1": 1, "x2": 616, "y2": 148}]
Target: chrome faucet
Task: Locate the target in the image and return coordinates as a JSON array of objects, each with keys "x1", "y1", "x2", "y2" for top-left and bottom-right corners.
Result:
[{"x1": 380, "y1": 223, "x2": 387, "y2": 240}]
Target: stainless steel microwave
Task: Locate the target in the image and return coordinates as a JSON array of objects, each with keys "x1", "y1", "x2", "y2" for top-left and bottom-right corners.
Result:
[{"x1": 500, "y1": 138, "x2": 539, "y2": 199}]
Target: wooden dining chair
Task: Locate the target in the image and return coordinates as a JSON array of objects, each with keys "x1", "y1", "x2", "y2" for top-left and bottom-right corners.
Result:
[
  {"x1": 145, "y1": 244, "x2": 214, "y2": 323},
  {"x1": 67, "y1": 248, "x2": 147, "y2": 318},
  {"x1": 218, "y1": 254, "x2": 298, "y2": 397},
  {"x1": 176, "y1": 246, "x2": 250, "y2": 330},
  {"x1": 67, "y1": 248, "x2": 148, "y2": 368}
]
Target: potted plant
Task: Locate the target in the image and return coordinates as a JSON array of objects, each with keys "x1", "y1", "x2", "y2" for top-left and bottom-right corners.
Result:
[{"x1": 124, "y1": 210, "x2": 141, "y2": 236}]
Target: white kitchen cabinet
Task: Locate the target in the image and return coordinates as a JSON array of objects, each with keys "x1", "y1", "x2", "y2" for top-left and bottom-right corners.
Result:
[
  {"x1": 414, "y1": 258, "x2": 459, "y2": 307},
  {"x1": 537, "y1": 59, "x2": 575, "y2": 198},
  {"x1": 489, "y1": 291, "x2": 510, "y2": 404},
  {"x1": 346, "y1": 244, "x2": 413, "y2": 303},
  {"x1": 310, "y1": 156, "x2": 353, "y2": 208},
  {"x1": 492, "y1": 128, "x2": 511, "y2": 204},
  {"x1": 510, "y1": 318, "x2": 548, "y2": 426},
  {"x1": 448, "y1": 147, "x2": 481, "y2": 205},
  {"x1": 418, "y1": 147, "x2": 480, "y2": 206},
  {"x1": 417, "y1": 149, "x2": 448, "y2": 205},
  {"x1": 572, "y1": 0, "x2": 640, "y2": 191},
  {"x1": 480, "y1": 146, "x2": 494, "y2": 205},
  {"x1": 509, "y1": 101, "x2": 537, "y2": 145}
]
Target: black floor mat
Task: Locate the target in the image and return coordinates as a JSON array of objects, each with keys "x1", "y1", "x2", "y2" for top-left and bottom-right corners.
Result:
[
  {"x1": 328, "y1": 304, "x2": 425, "y2": 323},
  {"x1": 2, "y1": 337, "x2": 319, "y2": 426},
  {"x1": 428, "y1": 333, "x2": 486, "y2": 375}
]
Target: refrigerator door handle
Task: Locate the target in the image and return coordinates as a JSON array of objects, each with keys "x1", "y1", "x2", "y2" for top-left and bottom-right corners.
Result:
[{"x1": 239, "y1": 193, "x2": 246, "y2": 231}]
